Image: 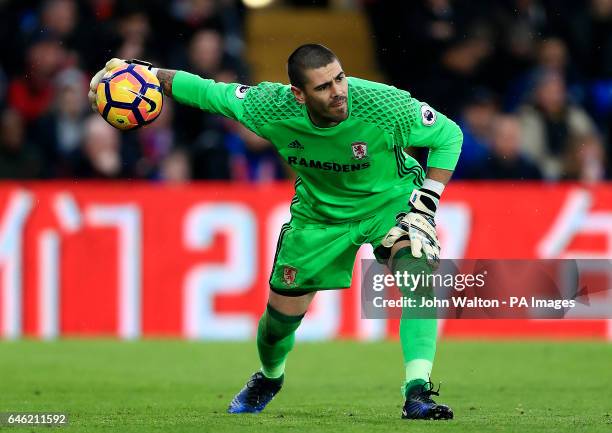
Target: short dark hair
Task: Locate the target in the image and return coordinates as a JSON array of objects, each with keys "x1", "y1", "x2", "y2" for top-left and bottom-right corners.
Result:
[{"x1": 287, "y1": 44, "x2": 338, "y2": 89}]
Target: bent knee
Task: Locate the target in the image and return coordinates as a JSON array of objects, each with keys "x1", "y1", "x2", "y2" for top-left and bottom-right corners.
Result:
[{"x1": 268, "y1": 289, "x2": 316, "y2": 316}]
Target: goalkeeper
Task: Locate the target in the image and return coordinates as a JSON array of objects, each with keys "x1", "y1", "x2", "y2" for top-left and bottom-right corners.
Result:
[{"x1": 89, "y1": 44, "x2": 462, "y2": 420}]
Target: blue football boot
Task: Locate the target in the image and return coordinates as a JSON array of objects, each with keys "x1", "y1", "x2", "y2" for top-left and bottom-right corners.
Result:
[
  {"x1": 227, "y1": 372, "x2": 284, "y2": 414},
  {"x1": 402, "y1": 380, "x2": 453, "y2": 420}
]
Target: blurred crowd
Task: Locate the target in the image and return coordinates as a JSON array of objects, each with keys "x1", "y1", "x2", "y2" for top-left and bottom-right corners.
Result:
[
  {"x1": 366, "y1": 0, "x2": 612, "y2": 181},
  {"x1": 0, "y1": 0, "x2": 611, "y2": 182},
  {"x1": 0, "y1": 0, "x2": 286, "y2": 182}
]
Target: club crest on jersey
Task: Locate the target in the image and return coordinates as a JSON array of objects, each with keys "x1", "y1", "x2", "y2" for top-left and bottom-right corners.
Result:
[
  {"x1": 351, "y1": 141, "x2": 368, "y2": 160},
  {"x1": 235, "y1": 85, "x2": 250, "y2": 99},
  {"x1": 420, "y1": 104, "x2": 437, "y2": 126},
  {"x1": 282, "y1": 266, "x2": 298, "y2": 286}
]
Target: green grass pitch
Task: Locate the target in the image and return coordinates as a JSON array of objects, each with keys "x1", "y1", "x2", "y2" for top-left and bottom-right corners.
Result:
[{"x1": 0, "y1": 340, "x2": 610, "y2": 432}]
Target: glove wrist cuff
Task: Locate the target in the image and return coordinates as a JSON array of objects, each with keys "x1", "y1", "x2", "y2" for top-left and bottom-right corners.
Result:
[
  {"x1": 422, "y1": 178, "x2": 445, "y2": 196},
  {"x1": 409, "y1": 188, "x2": 439, "y2": 218},
  {"x1": 127, "y1": 59, "x2": 155, "y2": 70}
]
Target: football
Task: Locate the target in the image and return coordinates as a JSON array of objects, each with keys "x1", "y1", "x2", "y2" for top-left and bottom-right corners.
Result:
[{"x1": 96, "y1": 63, "x2": 163, "y2": 130}]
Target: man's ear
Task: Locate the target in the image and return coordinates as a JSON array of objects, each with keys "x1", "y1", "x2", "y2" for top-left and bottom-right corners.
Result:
[{"x1": 291, "y1": 85, "x2": 305, "y2": 104}]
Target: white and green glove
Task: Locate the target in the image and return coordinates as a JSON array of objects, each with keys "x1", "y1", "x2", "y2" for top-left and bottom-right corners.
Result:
[{"x1": 377, "y1": 186, "x2": 441, "y2": 269}]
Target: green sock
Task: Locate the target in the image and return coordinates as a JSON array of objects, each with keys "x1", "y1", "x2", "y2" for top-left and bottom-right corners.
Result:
[
  {"x1": 257, "y1": 303, "x2": 304, "y2": 379},
  {"x1": 392, "y1": 248, "x2": 438, "y2": 398}
]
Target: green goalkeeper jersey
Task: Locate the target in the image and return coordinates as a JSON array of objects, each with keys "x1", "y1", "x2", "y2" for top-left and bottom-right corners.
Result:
[{"x1": 172, "y1": 71, "x2": 463, "y2": 223}]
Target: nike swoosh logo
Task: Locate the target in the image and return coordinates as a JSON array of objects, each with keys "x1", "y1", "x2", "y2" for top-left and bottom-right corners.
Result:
[{"x1": 127, "y1": 89, "x2": 157, "y2": 113}]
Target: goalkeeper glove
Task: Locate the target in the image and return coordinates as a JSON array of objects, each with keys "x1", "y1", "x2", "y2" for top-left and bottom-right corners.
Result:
[
  {"x1": 376, "y1": 188, "x2": 441, "y2": 269},
  {"x1": 88, "y1": 58, "x2": 127, "y2": 111}
]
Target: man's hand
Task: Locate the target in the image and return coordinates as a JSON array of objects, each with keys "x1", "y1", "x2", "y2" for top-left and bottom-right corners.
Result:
[
  {"x1": 380, "y1": 211, "x2": 440, "y2": 268},
  {"x1": 377, "y1": 188, "x2": 441, "y2": 268},
  {"x1": 88, "y1": 58, "x2": 127, "y2": 111}
]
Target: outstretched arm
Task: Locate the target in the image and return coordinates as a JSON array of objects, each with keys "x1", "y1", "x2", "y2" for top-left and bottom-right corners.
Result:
[
  {"x1": 166, "y1": 70, "x2": 249, "y2": 121},
  {"x1": 88, "y1": 59, "x2": 259, "y2": 134}
]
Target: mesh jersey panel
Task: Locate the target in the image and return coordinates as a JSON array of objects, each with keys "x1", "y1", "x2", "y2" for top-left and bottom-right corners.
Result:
[
  {"x1": 349, "y1": 78, "x2": 420, "y2": 147},
  {"x1": 241, "y1": 82, "x2": 303, "y2": 135}
]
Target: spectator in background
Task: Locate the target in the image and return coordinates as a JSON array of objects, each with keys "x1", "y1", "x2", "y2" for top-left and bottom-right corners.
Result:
[
  {"x1": 184, "y1": 27, "x2": 246, "y2": 81},
  {"x1": 159, "y1": 147, "x2": 191, "y2": 182},
  {"x1": 136, "y1": 99, "x2": 175, "y2": 179},
  {"x1": 455, "y1": 88, "x2": 499, "y2": 178},
  {"x1": 74, "y1": 115, "x2": 122, "y2": 178},
  {"x1": 180, "y1": 27, "x2": 278, "y2": 180},
  {"x1": 189, "y1": 29, "x2": 225, "y2": 78},
  {"x1": 505, "y1": 37, "x2": 579, "y2": 111},
  {"x1": 170, "y1": 0, "x2": 219, "y2": 31},
  {"x1": 34, "y1": 68, "x2": 89, "y2": 177},
  {"x1": 365, "y1": 0, "x2": 486, "y2": 92},
  {"x1": 420, "y1": 28, "x2": 493, "y2": 118},
  {"x1": 568, "y1": 0, "x2": 612, "y2": 159},
  {"x1": 488, "y1": 0, "x2": 548, "y2": 96},
  {"x1": 562, "y1": 133, "x2": 608, "y2": 182},
  {"x1": 8, "y1": 35, "x2": 66, "y2": 123},
  {"x1": 217, "y1": 0, "x2": 247, "y2": 61},
  {"x1": 407, "y1": 0, "x2": 460, "y2": 80},
  {"x1": 166, "y1": 0, "x2": 226, "y2": 68},
  {"x1": 569, "y1": 0, "x2": 612, "y2": 80},
  {"x1": 181, "y1": 27, "x2": 279, "y2": 181},
  {"x1": 465, "y1": 115, "x2": 542, "y2": 180},
  {"x1": 535, "y1": 37, "x2": 582, "y2": 96},
  {"x1": 40, "y1": 0, "x2": 82, "y2": 66},
  {"x1": 0, "y1": 108, "x2": 42, "y2": 179},
  {"x1": 518, "y1": 70, "x2": 597, "y2": 179},
  {"x1": 537, "y1": 38, "x2": 570, "y2": 76},
  {"x1": 41, "y1": 0, "x2": 77, "y2": 40},
  {"x1": 166, "y1": 0, "x2": 246, "y2": 63},
  {"x1": 173, "y1": 29, "x2": 237, "y2": 180},
  {"x1": 114, "y1": 8, "x2": 157, "y2": 63},
  {"x1": 76, "y1": 0, "x2": 123, "y2": 72},
  {"x1": 226, "y1": 123, "x2": 285, "y2": 182}
]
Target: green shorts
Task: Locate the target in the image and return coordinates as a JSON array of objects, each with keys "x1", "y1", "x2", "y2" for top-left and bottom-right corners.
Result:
[{"x1": 269, "y1": 190, "x2": 415, "y2": 294}]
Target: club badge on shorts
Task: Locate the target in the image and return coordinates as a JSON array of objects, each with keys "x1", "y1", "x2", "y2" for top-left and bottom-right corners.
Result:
[
  {"x1": 282, "y1": 266, "x2": 298, "y2": 286},
  {"x1": 351, "y1": 141, "x2": 368, "y2": 160}
]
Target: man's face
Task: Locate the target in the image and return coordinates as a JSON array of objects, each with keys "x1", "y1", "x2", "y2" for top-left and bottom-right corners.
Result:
[{"x1": 292, "y1": 60, "x2": 348, "y2": 126}]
